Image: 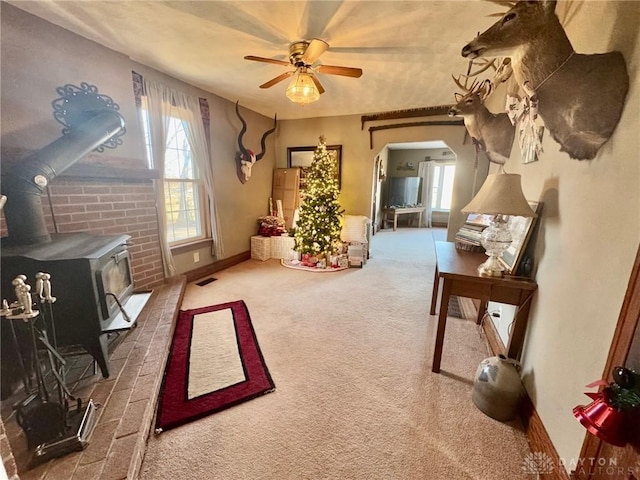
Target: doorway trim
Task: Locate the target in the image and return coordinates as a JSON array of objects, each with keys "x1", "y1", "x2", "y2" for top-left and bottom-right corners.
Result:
[{"x1": 575, "y1": 244, "x2": 640, "y2": 478}]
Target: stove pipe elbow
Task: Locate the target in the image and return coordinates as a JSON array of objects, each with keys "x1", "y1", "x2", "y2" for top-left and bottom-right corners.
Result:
[{"x1": 2, "y1": 109, "x2": 125, "y2": 245}]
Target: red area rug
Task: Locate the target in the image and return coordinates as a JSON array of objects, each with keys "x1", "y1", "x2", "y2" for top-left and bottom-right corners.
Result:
[{"x1": 155, "y1": 300, "x2": 275, "y2": 432}]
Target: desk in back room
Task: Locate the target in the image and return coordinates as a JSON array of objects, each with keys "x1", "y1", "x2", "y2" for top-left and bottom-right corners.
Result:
[
  {"x1": 429, "y1": 241, "x2": 537, "y2": 373},
  {"x1": 382, "y1": 207, "x2": 425, "y2": 231}
]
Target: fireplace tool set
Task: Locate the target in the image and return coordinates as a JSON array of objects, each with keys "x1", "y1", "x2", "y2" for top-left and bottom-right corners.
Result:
[{"x1": 1, "y1": 273, "x2": 97, "y2": 463}]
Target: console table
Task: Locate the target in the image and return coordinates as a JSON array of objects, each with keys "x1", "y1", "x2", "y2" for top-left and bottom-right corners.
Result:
[
  {"x1": 430, "y1": 241, "x2": 537, "y2": 373},
  {"x1": 382, "y1": 207, "x2": 424, "y2": 231}
]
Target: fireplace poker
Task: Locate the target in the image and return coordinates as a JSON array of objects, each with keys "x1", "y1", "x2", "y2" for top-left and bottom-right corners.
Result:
[{"x1": 35, "y1": 272, "x2": 72, "y2": 408}]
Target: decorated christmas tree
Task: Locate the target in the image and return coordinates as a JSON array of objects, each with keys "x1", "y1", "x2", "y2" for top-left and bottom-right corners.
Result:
[{"x1": 294, "y1": 136, "x2": 344, "y2": 257}]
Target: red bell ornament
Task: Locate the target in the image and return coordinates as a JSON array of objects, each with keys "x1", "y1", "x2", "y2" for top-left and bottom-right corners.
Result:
[{"x1": 573, "y1": 394, "x2": 627, "y2": 447}]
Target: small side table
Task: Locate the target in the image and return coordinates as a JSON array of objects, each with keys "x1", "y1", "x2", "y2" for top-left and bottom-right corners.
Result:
[
  {"x1": 382, "y1": 207, "x2": 425, "y2": 230},
  {"x1": 430, "y1": 241, "x2": 537, "y2": 373}
]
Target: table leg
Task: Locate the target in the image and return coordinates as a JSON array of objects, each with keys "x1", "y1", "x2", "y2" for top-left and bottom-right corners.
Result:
[
  {"x1": 430, "y1": 266, "x2": 440, "y2": 315},
  {"x1": 418, "y1": 212, "x2": 423, "y2": 228},
  {"x1": 506, "y1": 295, "x2": 533, "y2": 359},
  {"x1": 393, "y1": 213, "x2": 398, "y2": 231},
  {"x1": 432, "y1": 278, "x2": 452, "y2": 373},
  {"x1": 477, "y1": 298, "x2": 488, "y2": 325}
]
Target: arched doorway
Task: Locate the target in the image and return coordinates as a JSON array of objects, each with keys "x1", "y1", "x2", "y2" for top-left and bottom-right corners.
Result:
[{"x1": 370, "y1": 141, "x2": 461, "y2": 234}]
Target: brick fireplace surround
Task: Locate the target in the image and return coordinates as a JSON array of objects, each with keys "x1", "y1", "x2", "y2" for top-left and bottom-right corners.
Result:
[{"x1": 0, "y1": 169, "x2": 185, "y2": 479}]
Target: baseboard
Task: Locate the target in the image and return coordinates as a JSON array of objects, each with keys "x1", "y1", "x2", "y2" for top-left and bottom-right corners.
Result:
[
  {"x1": 457, "y1": 297, "x2": 477, "y2": 321},
  {"x1": 474, "y1": 301, "x2": 570, "y2": 480},
  {"x1": 480, "y1": 311, "x2": 506, "y2": 356},
  {"x1": 519, "y1": 396, "x2": 571, "y2": 480},
  {"x1": 184, "y1": 251, "x2": 250, "y2": 283}
]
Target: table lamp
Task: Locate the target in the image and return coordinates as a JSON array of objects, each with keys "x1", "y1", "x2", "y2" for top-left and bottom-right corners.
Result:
[{"x1": 462, "y1": 172, "x2": 537, "y2": 277}]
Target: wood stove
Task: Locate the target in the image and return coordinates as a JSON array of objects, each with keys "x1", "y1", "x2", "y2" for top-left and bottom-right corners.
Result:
[
  {"x1": 1, "y1": 232, "x2": 134, "y2": 379},
  {"x1": 0, "y1": 83, "x2": 140, "y2": 396}
]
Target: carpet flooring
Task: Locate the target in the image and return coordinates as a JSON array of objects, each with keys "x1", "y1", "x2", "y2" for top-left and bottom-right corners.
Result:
[{"x1": 140, "y1": 228, "x2": 531, "y2": 479}]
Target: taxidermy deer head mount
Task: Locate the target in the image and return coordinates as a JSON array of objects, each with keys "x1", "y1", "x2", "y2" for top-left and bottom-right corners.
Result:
[
  {"x1": 461, "y1": 0, "x2": 629, "y2": 160},
  {"x1": 235, "y1": 101, "x2": 277, "y2": 183},
  {"x1": 449, "y1": 59, "x2": 515, "y2": 165}
]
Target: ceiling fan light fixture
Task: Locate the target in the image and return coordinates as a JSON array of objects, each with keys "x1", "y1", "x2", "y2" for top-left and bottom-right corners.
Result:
[{"x1": 286, "y1": 70, "x2": 320, "y2": 105}]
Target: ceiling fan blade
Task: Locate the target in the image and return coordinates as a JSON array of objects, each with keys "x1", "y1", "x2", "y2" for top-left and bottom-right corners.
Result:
[
  {"x1": 259, "y1": 71, "x2": 294, "y2": 89},
  {"x1": 316, "y1": 64, "x2": 363, "y2": 78},
  {"x1": 244, "y1": 55, "x2": 290, "y2": 67},
  {"x1": 302, "y1": 38, "x2": 329, "y2": 64},
  {"x1": 309, "y1": 73, "x2": 325, "y2": 95}
]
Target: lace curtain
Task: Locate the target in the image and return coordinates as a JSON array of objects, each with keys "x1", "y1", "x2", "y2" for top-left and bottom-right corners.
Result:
[
  {"x1": 418, "y1": 161, "x2": 433, "y2": 228},
  {"x1": 144, "y1": 79, "x2": 223, "y2": 277}
]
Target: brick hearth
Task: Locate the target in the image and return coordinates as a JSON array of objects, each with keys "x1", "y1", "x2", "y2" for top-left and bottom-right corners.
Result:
[{"x1": 1, "y1": 276, "x2": 185, "y2": 480}]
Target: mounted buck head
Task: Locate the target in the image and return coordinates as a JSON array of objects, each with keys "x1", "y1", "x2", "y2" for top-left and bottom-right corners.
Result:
[
  {"x1": 461, "y1": 0, "x2": 629, "y2": 160},
  {"x1": 462, "y1": 1, "x2": 566, "y2": 64},
  {"x1": 449, "y1": 78, "x2": 493, "y2": 119},
  {"x1": 449, "y1": 63, "x2": 515, "y2": 165},
  {"x1": 236, "y1": 101, "x2": 277, "y2": 183}
]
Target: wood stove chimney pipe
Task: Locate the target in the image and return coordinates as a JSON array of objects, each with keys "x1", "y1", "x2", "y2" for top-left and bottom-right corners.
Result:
[{"x1": 2, "y1": 109, "x2": 125, "y2": 245}]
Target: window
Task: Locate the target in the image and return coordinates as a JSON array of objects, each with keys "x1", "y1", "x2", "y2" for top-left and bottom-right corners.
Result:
[
  {"x1": 140, "y1": 104, "x2": 206, "y2": 245},
  {"x1": 430, "y1": 164, "x2": 456, "y2": 211}
]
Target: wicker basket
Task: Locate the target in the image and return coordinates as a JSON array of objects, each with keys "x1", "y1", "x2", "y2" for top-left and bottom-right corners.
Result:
[
  {"x1": 251, "y1": 235, "x2": 271, "y2": 261},
  {"x1": 270, "y1": 235, "x2": 295, "y2": 259}
]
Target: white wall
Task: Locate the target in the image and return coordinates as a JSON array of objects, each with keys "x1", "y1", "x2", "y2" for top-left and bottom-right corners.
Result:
[{"x1": 0, "y1": 2, "x2": 144, "y2": 165}]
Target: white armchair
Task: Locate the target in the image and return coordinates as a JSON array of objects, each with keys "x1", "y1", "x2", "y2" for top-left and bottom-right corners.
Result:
[{"x1": 340, "y1": 215, "x2": 371, "y2": 259}]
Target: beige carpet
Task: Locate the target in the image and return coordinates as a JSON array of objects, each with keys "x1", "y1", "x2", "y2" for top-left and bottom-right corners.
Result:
[
  {"x1": 140, "y1": 228, "x2": 531, "y2": 480},
  {"x1": 189, "y1": 308, "x2": 246, "y2": 398}
]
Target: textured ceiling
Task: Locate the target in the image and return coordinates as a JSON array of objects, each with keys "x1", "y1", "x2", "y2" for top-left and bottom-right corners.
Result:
[{"x1": 9, "y1": 1, "x2": 509, "y2": 120}]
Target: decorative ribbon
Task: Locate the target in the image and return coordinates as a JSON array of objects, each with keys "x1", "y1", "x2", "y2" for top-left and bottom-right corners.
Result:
[
  {"x1": 472, "y1": 137, "x2": 482, "y2": 169},
  {"x1": 585, "y1": 380, "x2": 610, "y2": 389},
  {"x1": 506, "y1": 92, "x2": 543, "y2": 162}
]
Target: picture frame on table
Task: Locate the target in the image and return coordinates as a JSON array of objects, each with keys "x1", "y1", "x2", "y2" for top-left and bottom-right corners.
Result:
[
  {"x1": 287, "y1": 145, "x2": 342, "y2": 190},
  {"x1": 499, "y1": 201, "x2": 541, "y2": 275}
]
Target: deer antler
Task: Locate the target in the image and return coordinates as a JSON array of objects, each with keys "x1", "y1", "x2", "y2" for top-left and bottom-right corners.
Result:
[
  {"x1": 452, "y1": 58, "x2": 498, "y2": 90},
  {"x1": 485, "y1": 0, "x2": 516, "y2": 5},
  {"x1": 452, "y1": 75, "x2": 481, "y2": 94},
  {"x1": 484, "y1": 0, "x2": 517, "y2": 17},
  {"x1": 493, "y1": 58, "x2": 513, "y2": 84},
  {"x1": 452, "y1": 57, "x2": 510, "y2": 99},
  {"x1": 459, "y1": 58, "x2": 497, "y2": 78}
]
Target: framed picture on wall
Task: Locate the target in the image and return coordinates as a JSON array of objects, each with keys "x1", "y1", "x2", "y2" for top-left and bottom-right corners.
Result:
[
  {"x1": 287, "y1": 145, "x2": 342, "y2": 190},
  {"x1": 499, "y1": 201, "x2": 541, "y2": 275}
]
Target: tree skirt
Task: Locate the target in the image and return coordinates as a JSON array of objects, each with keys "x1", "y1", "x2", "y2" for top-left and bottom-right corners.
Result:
[{"x1": 280, "y1": 259, "x2": 349, "y2": 272}]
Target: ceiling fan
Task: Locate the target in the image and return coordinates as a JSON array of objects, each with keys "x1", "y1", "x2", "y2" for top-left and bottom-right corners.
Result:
[{"x1": 244, "y1": 39, "x2": 363, "y2": 104}]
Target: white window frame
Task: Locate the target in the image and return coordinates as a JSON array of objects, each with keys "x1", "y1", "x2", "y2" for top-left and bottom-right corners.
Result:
[
  {"x1": 140, "y1": 103, "x2": 208, "y2": 247},
  {"x1": 430, "y1": 162, "x2": 456, "y2": 212}
]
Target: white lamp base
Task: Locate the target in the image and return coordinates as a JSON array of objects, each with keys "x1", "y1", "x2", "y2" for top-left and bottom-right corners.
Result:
[
  {"x1": 478, "y1": 215, "x2": 511, "y2": 277},
  {"x1": 478, "y1": 254, "x2": 505, "y2": 277}
]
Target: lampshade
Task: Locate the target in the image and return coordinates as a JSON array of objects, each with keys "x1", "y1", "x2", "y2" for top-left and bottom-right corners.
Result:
[
  {"x1": 286, "y1": 71, "x2": 320, "y2": 105},
  {"x1": 462, "y1": 173, "x2": 537, "y2": 218},
  {"x1": 463, "y1": 172, "x2": 536, "y2": 277}
]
